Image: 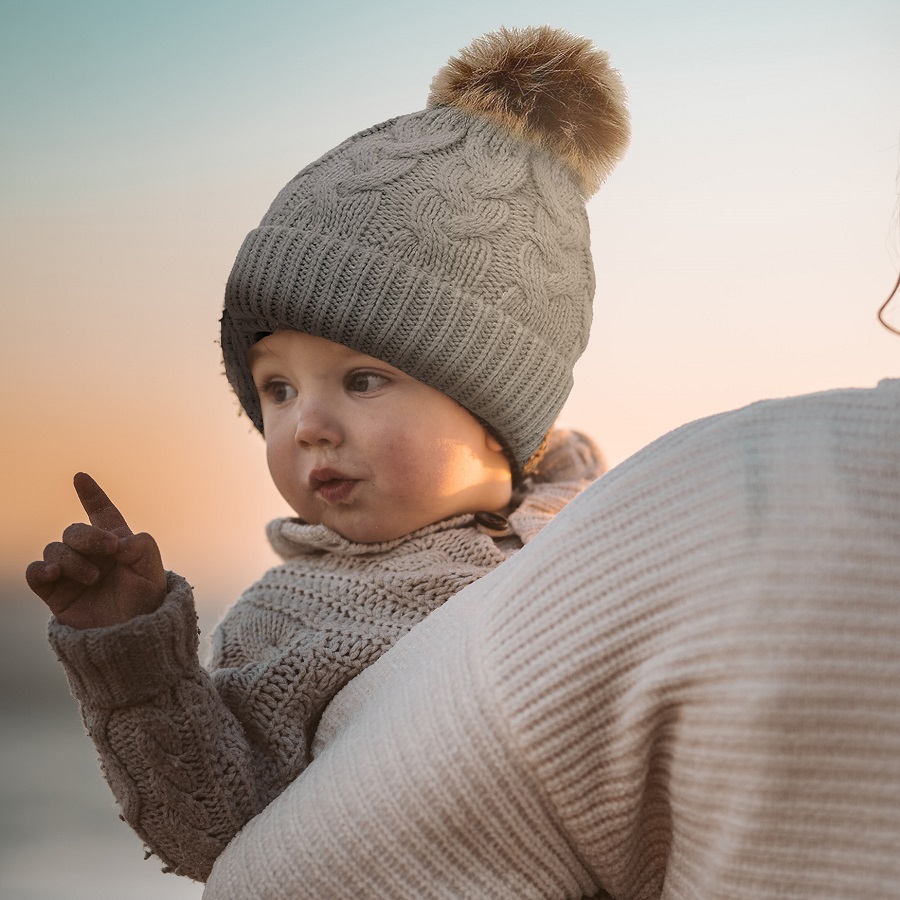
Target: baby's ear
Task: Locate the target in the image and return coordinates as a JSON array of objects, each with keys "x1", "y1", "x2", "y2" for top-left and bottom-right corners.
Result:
[{"x1": 485, "y1": 432, "x2": 505, "y2": 453}]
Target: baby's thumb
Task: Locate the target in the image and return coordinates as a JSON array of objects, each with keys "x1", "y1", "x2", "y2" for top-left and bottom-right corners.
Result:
[
  {"x1": 117, "y1": 532, "x2": 165, "y2": 579},
  {"x1": 115, "y1": 532, "x2": 167, "y2": 615}
]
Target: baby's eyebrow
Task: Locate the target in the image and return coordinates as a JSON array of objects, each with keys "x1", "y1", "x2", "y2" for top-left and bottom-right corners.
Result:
[
  {"x1": 339, "y1": 346, "x2": 397, "y2": 370},
  {"x1": 246, "y1": 343, "x2": 277, "y2": 367}
]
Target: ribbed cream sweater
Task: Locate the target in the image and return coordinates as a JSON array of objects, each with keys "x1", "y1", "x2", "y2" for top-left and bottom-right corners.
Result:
[
  {"x1": 47, "y1": 430, "x2": 601, "y2": 883},
  {"x1": 205, "y1": 378, "x2": 900, "y2": 899}
]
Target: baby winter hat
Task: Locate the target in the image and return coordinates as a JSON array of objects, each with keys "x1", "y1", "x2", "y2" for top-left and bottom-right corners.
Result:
[{"x1": 222, "y1": 25, "x2": 630, "y2": 474}]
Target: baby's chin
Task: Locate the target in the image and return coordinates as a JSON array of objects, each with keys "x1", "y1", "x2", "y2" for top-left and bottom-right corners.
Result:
[
  {"x1": 286, "y1": 507, "x2": 410, "y2": 544},
  {"x1": 287, "y1": 488, "x2": 498, "y2": 543}
]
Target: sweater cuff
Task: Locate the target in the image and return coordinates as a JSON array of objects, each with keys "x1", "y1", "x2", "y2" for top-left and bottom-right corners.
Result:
[{"x1": 47, "y1": 572, "x2": 199, "y2": 709}]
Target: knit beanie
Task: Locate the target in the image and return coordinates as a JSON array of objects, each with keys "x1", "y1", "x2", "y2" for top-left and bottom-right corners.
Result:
[{"x1": 222, "y1": 25, "x2": 630, "y2": 474}]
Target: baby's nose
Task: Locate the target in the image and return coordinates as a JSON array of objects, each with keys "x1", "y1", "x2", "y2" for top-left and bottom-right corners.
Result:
[{"x1": 292, "y1": 399, "x2": 343, "y2": 448}]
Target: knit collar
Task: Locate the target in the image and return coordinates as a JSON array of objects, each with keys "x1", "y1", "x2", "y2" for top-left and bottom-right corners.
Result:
[{"x1": 267, "y1": 514, "x2": 474, "y2": 560}]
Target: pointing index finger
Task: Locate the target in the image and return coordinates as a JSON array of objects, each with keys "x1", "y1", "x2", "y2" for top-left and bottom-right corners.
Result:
[{"x1": 73, "y1": 472, "x2": 134, "y2": 538}]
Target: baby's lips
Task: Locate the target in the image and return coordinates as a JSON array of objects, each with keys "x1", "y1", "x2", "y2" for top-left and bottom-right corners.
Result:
[
  {"x1": 314, "y1": 478, "x2": 358, "y2": 505},
  {"x1": 308, "y1": 466, "x2": 352, "y2": 488}
]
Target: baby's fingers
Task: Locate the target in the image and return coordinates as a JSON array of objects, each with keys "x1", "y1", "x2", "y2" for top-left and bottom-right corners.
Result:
[
  {"x1": 24, "y1": 559, "x2": 62, "y2": 599},
  {"x1": 41, "y1": 540, "x2": 102, "y2": 586},
  {"x1": 62, "y1": 522, "x2": 120, "y2": 558},
  {"x1": 73, "y1": 473, "x2": 133, "y2": 537}
]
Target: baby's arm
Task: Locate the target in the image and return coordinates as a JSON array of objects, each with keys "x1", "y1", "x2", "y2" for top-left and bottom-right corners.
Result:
[{"x1": 25, "y1": 475, "x2": 271, "y2": 880}]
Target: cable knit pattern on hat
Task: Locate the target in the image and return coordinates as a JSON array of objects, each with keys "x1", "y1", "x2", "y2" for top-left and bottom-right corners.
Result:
[
  {"x1": 222, "y1": 26, "x2": 629, "y2": 472},
  {"x1": 47, "y1": 430, "x2": 601, "y2": 882}
]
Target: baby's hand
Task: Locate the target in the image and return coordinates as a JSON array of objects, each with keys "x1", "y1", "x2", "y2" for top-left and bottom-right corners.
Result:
[{"x1": 25, "y1": 473, "x2": 167, "y2": 629}]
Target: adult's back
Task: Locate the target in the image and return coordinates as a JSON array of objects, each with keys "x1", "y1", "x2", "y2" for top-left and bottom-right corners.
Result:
[{"x1": 206, "y1": 378, "x2": 900, "y2": 900}]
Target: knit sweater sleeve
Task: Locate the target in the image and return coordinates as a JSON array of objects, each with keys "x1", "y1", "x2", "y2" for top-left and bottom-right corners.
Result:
[
  {"x1": 205, "y1": 379, "x2": 900, "y2": 900},
  {"x1": 47, "y1": 573, "x2": 269, "y2": 881},
  {"x1": 48, "y1": 557, "x2": 434, "y2": 883},
  {"x1": 44, "y1": 467, "x2": 578, "y2": 885}
]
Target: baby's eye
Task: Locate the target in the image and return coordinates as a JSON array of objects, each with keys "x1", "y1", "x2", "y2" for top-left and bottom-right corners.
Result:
[
  {"x1": 346, "y1": 371, "x2": 389, "y2": 394},
  {"x1": 261, "y1": 380, "x2": 297, "y2": 404}
]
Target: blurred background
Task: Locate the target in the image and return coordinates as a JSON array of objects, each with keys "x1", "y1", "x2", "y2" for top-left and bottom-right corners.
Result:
[{"x1": 1, "y1": 0, "x2": 898, "y2": 897}]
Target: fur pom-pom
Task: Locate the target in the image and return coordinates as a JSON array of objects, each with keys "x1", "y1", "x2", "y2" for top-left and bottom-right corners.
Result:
[{"x1": 428, "y1": 25, "x2": 630, "y2": 196}]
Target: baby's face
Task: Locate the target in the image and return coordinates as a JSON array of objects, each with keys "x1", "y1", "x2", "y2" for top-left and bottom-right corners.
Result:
[{"x1": 248, "y1": 331, "x2": 512, "y2": 543}]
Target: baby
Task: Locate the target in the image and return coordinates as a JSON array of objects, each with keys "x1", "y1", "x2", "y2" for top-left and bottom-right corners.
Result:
[{"x1": 25, "y1": 25, "x2": 629, "y2": 883}]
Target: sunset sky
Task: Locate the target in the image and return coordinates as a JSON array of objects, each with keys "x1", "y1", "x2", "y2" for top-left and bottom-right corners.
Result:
[{"x1": 3, "y1": 0, "x2": 898, "y2": 613}]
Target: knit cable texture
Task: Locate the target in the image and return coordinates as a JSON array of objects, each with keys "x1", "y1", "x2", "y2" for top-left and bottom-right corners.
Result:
[
  {"x1": 222, "y1": 107, "x2": 595, "y2": 471},
  {"x1": 223, "y1": 26, "x2": 631, "y2": 472},
  {"x1": 48, "y1": 429, "x2": 601, "y2": 882}
]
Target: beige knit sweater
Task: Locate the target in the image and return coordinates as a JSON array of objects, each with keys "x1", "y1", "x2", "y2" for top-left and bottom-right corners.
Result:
[
  {"x1": 47, "y1": 429, "x2": 602, "y2": 883},
  {"x1": 205, "y1": 378, "x2": 900, "y2": 900}
]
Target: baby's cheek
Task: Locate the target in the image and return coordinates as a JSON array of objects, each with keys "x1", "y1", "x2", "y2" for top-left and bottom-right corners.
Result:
[
  {"x1": 377, "y1": 432, "x2": 437, "y2": 494},
  {"x1": 266, "y1": 443, "x2": 303, "y2": 508}
]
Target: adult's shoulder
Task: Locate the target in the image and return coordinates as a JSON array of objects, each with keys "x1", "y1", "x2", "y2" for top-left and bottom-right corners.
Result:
[
  {"x1": 472, "y1": 378, "x2": 900, "y2": 897},
  {"x1": 205, "y1": 380, "x2": 900, "y2": 900},
  {"x1": 556, "y1": 377, "x2": 900, "y2": 538}
]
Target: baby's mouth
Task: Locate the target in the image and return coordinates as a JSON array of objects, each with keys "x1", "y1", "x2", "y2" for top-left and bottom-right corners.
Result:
[
  {"x1": 309, "y1": 469, "x2": 358, "y2": 504},
  {"x1": 316, "y1": 478, "x2": 357, "y2": 504}
]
